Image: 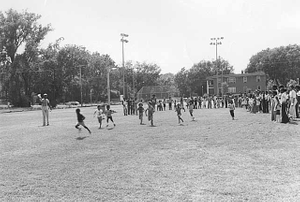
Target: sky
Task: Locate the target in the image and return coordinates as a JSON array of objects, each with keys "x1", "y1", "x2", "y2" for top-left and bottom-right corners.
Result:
[{"x1": 3, "y1": 0, "x2": 300, "y2": 74}]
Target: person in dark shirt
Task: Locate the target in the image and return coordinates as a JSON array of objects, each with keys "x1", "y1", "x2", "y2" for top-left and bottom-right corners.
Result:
[
  {"x1": 137, "y1": 102, "x2": 145, "y2": 125},
  {"x1": 104, "y1": 105, "x2": 116, "y2": 127},
  {"x1": 145, "y1": 101, "x2": 154, "y2": 126},
  {"x1": 75, "y1": 108, "x2": 91, "y2": 134},
  {"x1": 175, "y1": 103, "x2": 184, "y2": 124}
]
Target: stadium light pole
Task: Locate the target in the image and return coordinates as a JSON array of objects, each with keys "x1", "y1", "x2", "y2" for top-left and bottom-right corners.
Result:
[
  {"x1": 210, "y1": 37, "x2": 224, "y2": 96},
  {"x1": 107, "y1": 65, "x2": 117, "y2": 106},
  {"x1": 121, "y1": 33, "x2": 129, "y2": 99}
]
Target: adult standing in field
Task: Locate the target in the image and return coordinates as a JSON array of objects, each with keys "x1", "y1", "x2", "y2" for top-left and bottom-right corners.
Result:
[
  {"x1": 280, "y1": 88, "x2": 289, "y2": 123},
  {"x1": 41, "y1": 93, "x2": 51, "y2": 126},
  {"x1": 296, "y1": 85, "x2": 300, "y2": 118},
  {"x1": 289, "y1": 85, "x2": 297, "y2": 120},
  {"x1": 168, "y1": 97, "x2": 173, "y2": 110},
  {"x1": 151, "y1": 94, "x2": 157, "y2": 111}
]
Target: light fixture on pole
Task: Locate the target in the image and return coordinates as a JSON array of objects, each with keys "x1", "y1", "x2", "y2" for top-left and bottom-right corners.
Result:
[
  {"x1": 120, "y1": 33, "x2": 129, "y2": 100},
  {"x1": 210, "y1": 37, "x2": 224, "y2": 96}
]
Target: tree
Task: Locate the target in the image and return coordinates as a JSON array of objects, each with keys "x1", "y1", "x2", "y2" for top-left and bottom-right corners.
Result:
[
  {"x1": 174, "y1": 67, "x2": 189, "y2": 96},
  {"x1": 246, "y1": 44, "x2": 300, "y2": 86},
  {"x1": 157, "y1": 73, "x2": 175, "y2": 86},
  {"x1": 174, "y1": 59, "x2": 234, "y2": 97},
  {"x1": 0, "y1": 9, "x2": 52, "y2": 106}
]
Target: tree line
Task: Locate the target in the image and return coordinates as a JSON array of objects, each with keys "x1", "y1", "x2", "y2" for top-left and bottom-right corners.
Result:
[{"x1": 1, "y1": 9, "x2": 299, "y2": 107}]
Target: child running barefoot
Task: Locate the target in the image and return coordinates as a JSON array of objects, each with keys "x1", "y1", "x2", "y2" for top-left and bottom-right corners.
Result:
[
  {"x1": 104, "y1": 105, "x2": 116, "y2": 127},
  {"x1": 228, "y1": 100, "x2": 235, "y2": 120},
  {"x1": 94, "y1": 105, "x2": 104, "y2": 129},
  {"x1": 175, "y1": 103, "x2": 184, "y2": 124},
  {"x1": 145, "y1": 101, "x2": 154, "y2": 126},
  {"x1": 137, "y1": 102, "x2": 145, "y2": 125},
  {"x1": 75, "y1": 108, "x2": 92, "y2": 134},
  {"x1": 188, "y1": 100, "x2": 195, "y2": 121}
]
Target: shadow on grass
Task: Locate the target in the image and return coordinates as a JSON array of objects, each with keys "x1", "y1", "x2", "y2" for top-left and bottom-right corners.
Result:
[
  {"x1": 76, "y1": 136, "x2": 88, "y2": 140},
  {"x1": 289, "y1": 121, "x2": 298, "y2": 125}
]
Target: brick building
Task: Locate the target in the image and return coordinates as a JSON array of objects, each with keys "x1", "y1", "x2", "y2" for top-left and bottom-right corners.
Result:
[{"x1": 206, "y1": 71, "x2": 267, "y2": 96}]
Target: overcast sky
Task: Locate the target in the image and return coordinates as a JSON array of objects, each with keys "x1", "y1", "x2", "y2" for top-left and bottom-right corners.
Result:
[{"x1": 3, "y1": 0, "x2": 300, "y2": 74}]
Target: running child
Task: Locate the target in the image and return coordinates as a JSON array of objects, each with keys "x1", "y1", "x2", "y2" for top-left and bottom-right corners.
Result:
[
  {"x1": 75, "y1": 108, "x2": 92, "y2": 134},
  {"x1": 189, "y1": 100, "x2": 195, "y2": 121},
  {"x1": 175, "y1": 103, "x2": 184, "y2": 124},
  {"x1": 104, "y1": 105, "x2": 116, "y2": 127},
  {"x1": 93, "y1": 105, "x2": 104, "y2": 129},
  {"x1": 145, "y1": 101, "x2": 154, "y2": 126},
  {"x1": 137, "y1": 102, "x2": 145, "y2": 125},
  {"x1": 228, "y1": 100, "x2": 235, "y2": 120}
]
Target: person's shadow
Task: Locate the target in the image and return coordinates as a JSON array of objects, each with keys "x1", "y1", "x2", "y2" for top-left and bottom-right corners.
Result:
[{"x1": 76, "y1": 136, "x2": 87, "y2": 140}]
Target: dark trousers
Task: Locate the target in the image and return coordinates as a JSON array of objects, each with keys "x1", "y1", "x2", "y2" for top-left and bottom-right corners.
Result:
[
  {"x1": 230, "y1": 110, "x2": 234, "y2": 118},
  {"x1": 296, "y1": 102, "x2": 299, "y2": 118}
]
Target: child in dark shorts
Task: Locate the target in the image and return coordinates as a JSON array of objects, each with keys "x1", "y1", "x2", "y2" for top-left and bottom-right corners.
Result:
[{"x1": 75, "y1": 108, "x2": 91, "y2": 134}]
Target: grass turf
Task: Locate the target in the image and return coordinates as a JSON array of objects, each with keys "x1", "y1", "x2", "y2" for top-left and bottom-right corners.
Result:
[{"x1": 1, "y1": 106, "x2": 300, "y2": 201}]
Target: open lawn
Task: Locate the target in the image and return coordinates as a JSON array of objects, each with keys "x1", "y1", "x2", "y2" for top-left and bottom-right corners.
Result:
[{"x1": 1, "y1": 105, "x2": 300, "y2": 201}]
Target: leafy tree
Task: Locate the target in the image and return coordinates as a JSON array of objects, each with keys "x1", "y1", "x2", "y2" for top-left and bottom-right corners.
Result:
[
  {"x1": 0, "y1": 9, "x2": 52, "y2": 106},
  {"x1": 158, "y1": 73, "x2": 175, "y2": 86},
  {"x1": 174, "y1": 67, "x2": 189, "y2": 96},
  {"x1": 246, "y1": 44, "x2": 300, "y2": 86},
  {"x1": 174, "y1": 59, "x2": 234, "y2": 96}
]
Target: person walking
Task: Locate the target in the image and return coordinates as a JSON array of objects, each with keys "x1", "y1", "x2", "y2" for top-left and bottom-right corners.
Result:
[
  {"x1": 41, "y1": 93, "x2": 51, "y2": 126},
  {"x1": 228, "y1": 100, "x2": 235, "y2": 120},
  {"x1": 145, "y1": 101, "x2": 155, "y2": 126}
]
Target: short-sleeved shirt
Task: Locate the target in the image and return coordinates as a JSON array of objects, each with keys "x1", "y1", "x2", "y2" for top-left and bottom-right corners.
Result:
[
  {"x1": 105, "y1": 110, "x2": 113, "y2": 117},
  {"x1": 95, "y1": 109, "x2": 103, "y2": 118},
  {"x1": 77, "y1": 113, "x2": 85, "y2": 122},
  {"x1": 41, "y1": 98, "x2": 50, "y2": 108},
  {"x1": 138, "y1": 106, "x2": 144, "y2": 114},
  {"x1": 176, "y1": 107, "x2": 182, "y2": 116}
]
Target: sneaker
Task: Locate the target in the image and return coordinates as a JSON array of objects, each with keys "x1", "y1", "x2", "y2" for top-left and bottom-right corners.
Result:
[{"x1": 114, "y1": 124, "x2": 116, "y2": 127}]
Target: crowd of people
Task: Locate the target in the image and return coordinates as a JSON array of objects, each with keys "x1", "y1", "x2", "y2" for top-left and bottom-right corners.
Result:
[
  {"x1": 39, "y1": 83, "x2": 299, "y2": 135},
  {"x1": 240, "y1": 84, "x2": 300, "y2": 123}
]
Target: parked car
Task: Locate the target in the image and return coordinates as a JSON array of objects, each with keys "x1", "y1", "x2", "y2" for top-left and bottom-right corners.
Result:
[{"x1": 66, "y1": 101, "x2": 80, "y2": 106}]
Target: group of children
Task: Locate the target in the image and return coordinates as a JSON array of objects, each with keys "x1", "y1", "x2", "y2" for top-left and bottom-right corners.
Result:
[
  {"x1": 75, "y1": 105, "x2": 116, "y2": 134},
  {"x1": 75, "y1": 96, "x2": 237, "y2": 134}
]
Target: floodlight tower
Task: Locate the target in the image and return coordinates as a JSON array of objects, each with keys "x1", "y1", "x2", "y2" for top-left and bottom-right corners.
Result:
[
  {"x1": 210, "y1": 37, "x2": 224, "y2": 96},
  {"x1": 120, "y1": 33, "x2": 129, "y2": 99}
]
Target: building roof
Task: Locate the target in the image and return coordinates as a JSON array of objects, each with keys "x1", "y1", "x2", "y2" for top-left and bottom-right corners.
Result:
[{"x1": 206, "y1": 71, "x2": 265, "y2": 79}]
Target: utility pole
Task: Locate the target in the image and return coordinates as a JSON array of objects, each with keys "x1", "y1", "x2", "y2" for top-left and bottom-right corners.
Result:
[
  {"x1": 107, "y1": 67, "x2": 111, "y2": 105},
  {"x1": 120, "y1": 33, "x2": 129, "y2": 99},
  {"x1": 210, "y1": 37, "x2": 224, "y2": 96},
  {"x1": 78, "y1": 65, "x2": 85, "y2": 107}
]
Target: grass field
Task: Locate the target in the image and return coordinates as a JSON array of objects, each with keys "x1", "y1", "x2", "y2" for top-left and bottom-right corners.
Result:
[{"x1": 1, "y1": 105, "x2": 300, "y2": 201}]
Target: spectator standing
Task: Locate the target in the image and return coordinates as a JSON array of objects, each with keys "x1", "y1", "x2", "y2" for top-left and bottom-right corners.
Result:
[{"x1": 41, "y1": 93, "x2": 51, "y2": 126}]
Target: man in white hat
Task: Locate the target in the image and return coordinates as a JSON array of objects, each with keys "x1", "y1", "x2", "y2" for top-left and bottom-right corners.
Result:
[{"x1": 41, "y1": 93, "x2": 51, "y2": 126}]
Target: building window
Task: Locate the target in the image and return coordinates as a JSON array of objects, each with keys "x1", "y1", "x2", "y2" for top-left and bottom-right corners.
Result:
[
  {"x1": 209, "y1": 80, "x2": 213, "y2": 86},
  {"x1": 217, "y1": 77, "x2": 222, "y2": 83},
  {"x1": 228, "y1": 77, "x2": 236, "y2": 83},
  {"x1": 256, "y1": 76, "x2": 261, "y2": 82},
  {"x1": 243, "y1": 76, "x2": 247, "y2": 83},
  {"x1": 228, "y1": 87, "x2": 236, "y2": 93}
]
